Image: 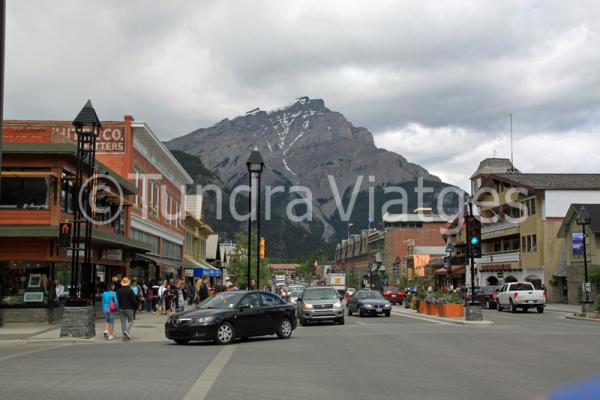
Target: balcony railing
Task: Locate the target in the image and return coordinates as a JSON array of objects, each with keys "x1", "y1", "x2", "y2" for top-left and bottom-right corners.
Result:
[{"x1": 477, "y1": 251, "x2": 520, "y2": 264}]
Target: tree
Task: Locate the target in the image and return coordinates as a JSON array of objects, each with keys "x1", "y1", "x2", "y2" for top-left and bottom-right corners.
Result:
[{"x1": 226, "y1": 229, "x2": 271, "y2": 289}]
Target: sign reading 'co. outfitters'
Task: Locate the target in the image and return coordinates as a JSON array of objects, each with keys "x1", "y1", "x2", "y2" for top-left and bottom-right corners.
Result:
[{"x1": 51, "y1": 126, "x2": 126, "y2": 154}]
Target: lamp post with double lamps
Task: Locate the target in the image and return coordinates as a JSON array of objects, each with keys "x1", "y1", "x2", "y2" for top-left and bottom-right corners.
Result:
[
  {"x1": 246, "y1": 147, "x2": 264, "y2": 290},
  {"x1": 576, "y1": 206, "x2": 593, "y2": 313}
]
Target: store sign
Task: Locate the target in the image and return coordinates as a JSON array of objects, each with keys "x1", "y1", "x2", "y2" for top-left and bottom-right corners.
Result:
[
  {"x1": 184, "y1": 269, "x2": 193, "y2": 277},
  {"x1": 101, "y1": 249, "x2": 123, "y2": 261},
  {"x1": 51, "y1": 125, "x2": 126, "y2": 154}
]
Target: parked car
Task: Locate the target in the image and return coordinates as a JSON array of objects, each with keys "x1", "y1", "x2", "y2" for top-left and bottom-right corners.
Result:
[
  {"x1": 382, "y1": 286, "x2": 404, "y2": 305},
  {"x1": 477, "y1": 286, "x2": 500, "y2": 309},
  {"x1": 496, "y1": 282, "x2": 546, "y2": 313},
  {"x1": 296, "y1": 286, "x2": 344, "y2": 325},
  {"x1": 461, "y1": 287, "x2": 481, "y2": 303},
  {"x1": 164, "y1": 291, "x2": 297, "y2": 345},
  {"x1": 347, "y1": 290, "x2": 392, "y2": 317}
]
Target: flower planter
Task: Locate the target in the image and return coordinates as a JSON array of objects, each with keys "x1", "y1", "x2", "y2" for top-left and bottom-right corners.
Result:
[
  {"x1": 437, "y1": 304, "x2": 445, "y2": 317},
  {"x1": 426, "y1": 303, "x2": 436, "y2": 315},
  {"x1": 439, "y1": 304, "x2": 464, "y2": 318},
  {"x1": 418, "y1": 302, "x2": 426, "y2": 314}
]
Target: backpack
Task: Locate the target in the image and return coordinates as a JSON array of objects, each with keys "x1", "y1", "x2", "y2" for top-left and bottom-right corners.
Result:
[{"x1": 131, "y1": 284, "x2": 140, "y2": 296}]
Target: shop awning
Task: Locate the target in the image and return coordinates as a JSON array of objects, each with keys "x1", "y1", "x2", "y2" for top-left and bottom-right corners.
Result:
[
  {"x1": 183, "y1": 257, "x2": 221, "y2": 278},
  {"x1": 137, "y1": 253, "x2": 182, "y2": 273},
  {"x1": 192, "y1": 267, "x2": 222, "y2": 278}
]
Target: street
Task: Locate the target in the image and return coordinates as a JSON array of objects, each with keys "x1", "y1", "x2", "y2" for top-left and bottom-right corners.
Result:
[{"x1": 0, "y1": 308, "x2": 598, "y2": 400}]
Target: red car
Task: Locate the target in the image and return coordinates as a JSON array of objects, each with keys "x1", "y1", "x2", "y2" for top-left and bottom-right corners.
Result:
[{"x1": 382, "y1": 287, "x2": 404, "y2": 305}]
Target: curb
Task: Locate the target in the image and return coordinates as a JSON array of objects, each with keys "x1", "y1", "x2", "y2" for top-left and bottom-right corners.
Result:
[
  {"x1": 564, "y1": 314, "x2": 600, "y2": 323},
  {"x1": 390, "y1": 310, "x2": 495, "y2": 326}
]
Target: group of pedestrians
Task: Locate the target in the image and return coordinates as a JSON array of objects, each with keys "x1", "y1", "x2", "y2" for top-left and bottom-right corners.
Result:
[{"x1": 101, "y1": 277, "x2": 137, "y2": 341}]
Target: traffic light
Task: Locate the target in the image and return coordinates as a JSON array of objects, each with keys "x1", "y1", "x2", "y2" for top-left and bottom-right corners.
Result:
[
  {"x1": 260, "y1": 238, "x2": 266, "y2": 260},
  {"x1": 468, "y1": 216, "x2": 482, "y2": 258}
]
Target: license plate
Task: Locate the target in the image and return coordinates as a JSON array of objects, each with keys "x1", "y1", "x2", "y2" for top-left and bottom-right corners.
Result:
[{"x1": 527, "y1": 300, "x2": 534, "y2": 303}]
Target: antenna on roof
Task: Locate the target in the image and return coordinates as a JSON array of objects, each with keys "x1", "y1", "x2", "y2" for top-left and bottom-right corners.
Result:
[{"x1": 506, "y1": 113, "x2": 519, "y2": 174}]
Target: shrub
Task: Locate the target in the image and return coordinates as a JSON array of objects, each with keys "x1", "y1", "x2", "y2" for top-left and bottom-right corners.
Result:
[{"x1": 595, "y1": 294, "x2": 600, "y2": 312}]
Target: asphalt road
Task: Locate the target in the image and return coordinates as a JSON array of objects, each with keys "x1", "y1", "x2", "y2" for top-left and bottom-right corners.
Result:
[{"x1": 0, "y1": 307, "x2": 598, "y2": 400}]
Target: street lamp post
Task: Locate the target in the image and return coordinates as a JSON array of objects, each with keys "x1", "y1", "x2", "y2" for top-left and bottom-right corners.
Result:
[
  {"x1": 246, "y1": 147, "x2": 264, "y2": 290},
  {"x1": 576, "y1": 206, "x2": 593, "y2": 313},
  {"x1": 445, "y1": 241, "x2": 455, "y2": 290}
]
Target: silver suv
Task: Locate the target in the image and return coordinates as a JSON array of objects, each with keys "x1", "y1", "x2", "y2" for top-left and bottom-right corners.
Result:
[{"x1": 296, "y1": 286, "x2": 344, "y2": 325}]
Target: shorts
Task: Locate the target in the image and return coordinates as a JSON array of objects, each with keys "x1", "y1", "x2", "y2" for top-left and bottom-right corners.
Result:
[{"x1": 104, "y1": 312, "x2": 115, "y2": 325}]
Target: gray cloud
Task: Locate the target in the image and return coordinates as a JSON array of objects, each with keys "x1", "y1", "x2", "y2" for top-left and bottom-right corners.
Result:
[{"x1": 5, "y1": 1, "x2": 600, "y2": 188}]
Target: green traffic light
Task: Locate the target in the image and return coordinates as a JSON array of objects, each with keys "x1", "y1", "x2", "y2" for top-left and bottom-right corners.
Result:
[{"x1": 471, "y1": 237, "x2": 479, "y2": 245}]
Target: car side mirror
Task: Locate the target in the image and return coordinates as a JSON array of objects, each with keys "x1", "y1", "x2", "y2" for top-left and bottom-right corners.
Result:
[{"x1": 239, "y1": 304, "x2": 250, "y2": 311}]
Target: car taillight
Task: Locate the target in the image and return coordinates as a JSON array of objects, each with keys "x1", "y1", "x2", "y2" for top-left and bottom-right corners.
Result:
[
  {"x1": 492, "y1": 292, "x2": 496, "y2": 300},
  {"x1": 514, "y1": 292, "x2": 518, "y2": 301},
  {"x1": 544, "y1": 292, "x2": 547, "y2": 301},
  {"x1": 384, "y1": 292, "x2": 390, "y2": 296}
]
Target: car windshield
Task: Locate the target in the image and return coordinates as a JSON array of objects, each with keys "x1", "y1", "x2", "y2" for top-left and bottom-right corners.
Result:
[
  {"x1": 357, "y1": 291, "x2": 384, "y2": 300},
  {"x1": 289, "y1": 286, "x2": 304, "y2": 295},
  {"x1": 303, "y1": 288, "x2": 338, "y2": 300},
  {"x1": 510, "y1": 283, "x2": 535, "y2": 291},
  {"x1": 199, "y1": 292, "x2": 245, "y2": 309},
  {"x1": 385, "y1": 287, "x2": 400, "y2": 293}
]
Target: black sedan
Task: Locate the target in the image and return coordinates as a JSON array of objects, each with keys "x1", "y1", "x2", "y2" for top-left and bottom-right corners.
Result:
[
  {"x1": 165, "y1": 291, "x2": 297, "y2": 345},
  {"x1": 347, "y1": 290, "x2": 392, "y2": 317}
]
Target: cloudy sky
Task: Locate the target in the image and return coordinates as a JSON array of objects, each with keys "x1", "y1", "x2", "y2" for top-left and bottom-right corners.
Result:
[{"x1": 5, "y1": 1, "x2": 600, "y2": 190}]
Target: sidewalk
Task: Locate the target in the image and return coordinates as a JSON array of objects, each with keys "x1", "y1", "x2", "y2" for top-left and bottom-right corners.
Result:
[
  {"x1": 0, "y1": 309, "x2": 172, "y2": 344},
  {"x1": 544, "y1": 303, "x2": 583, "y2": 314},
  {"x1": 390, "y1": 304, "x2": 495, "y2": 326}
]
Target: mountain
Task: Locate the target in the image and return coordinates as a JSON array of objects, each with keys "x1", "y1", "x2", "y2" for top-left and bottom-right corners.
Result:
[{"x1": 167, "y1": 97, "x2": 462, "y2": 258}]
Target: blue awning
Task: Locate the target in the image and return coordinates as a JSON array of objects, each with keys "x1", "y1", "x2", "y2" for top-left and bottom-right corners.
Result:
[{"x1": 192, "y1": 268, "x2": 222, "y2": 278}]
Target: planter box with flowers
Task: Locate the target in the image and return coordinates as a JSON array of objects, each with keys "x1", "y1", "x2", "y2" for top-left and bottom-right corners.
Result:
[{"x1": 436, "y1": 293, "x2": 464, "y2": 318}]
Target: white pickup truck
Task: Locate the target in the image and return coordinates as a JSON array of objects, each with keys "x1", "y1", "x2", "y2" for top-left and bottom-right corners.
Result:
[{"x1": 496, "y1": 282, "x2": 546, "y2": 313}]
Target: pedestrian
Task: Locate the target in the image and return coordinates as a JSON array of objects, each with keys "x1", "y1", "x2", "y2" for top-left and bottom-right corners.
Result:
[
  {"x1": 151, "y1": 280, "x2": 160, "y2": 313},
  {"x1": 199, "y1": 277, "x2": 209, "y2": 303},
  {"x1": 186, "y1": 279, "x2": 195, "y2": 306},
  {"x1": 158, "y1": 279, "x2": 168, "y2": 314},
  {"x1": 145, "y1": 280, "x2": 154, "y2": 312},
  {"x1": 224, "y1": 281, "x2": 233, "y2": 292},
  {"x1": 116, "y1": 277, "x2": 137, "y2": 341},
  {"x1": 101, "y1": 282, "x2": 119, "y2": 341},
  {"x1": 173, "y1": 279, "x2": 188, "y2": 313},
  {"x1": 165, "y1": 279, "x2": 175, "y2": 315},
  {"x1": 54, "y1": 280, "x2": 65, "y2": 302},
  {"x1": 130, "y1": 278, "x2": 141, "y2": 319},
  {"x1": 249, "y1": 279, "x2": 257, "y2": 290}
]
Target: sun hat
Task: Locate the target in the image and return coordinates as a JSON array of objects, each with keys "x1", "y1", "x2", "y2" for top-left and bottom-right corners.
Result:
[{"x1": 121, "y1": 277, "x2": 131, "y2": 286}]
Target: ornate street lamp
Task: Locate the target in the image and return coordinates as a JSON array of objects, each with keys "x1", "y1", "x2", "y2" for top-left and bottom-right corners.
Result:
[
  {"x1": 576, "y1": 205, "x2": 592, "y2": 313},
  {"x1": 69, "y1": 100, "x2": 101, "y2": 303},
  {"x1": 246, "y1": 146, "x2": 264, "y2": 290}
]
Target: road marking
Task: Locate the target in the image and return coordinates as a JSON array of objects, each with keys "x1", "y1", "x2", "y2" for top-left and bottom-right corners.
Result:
[
  {"x1": 390, "y1": 311, "x2": 452, "y2": 325},
  {"x1": 353, "y1": 320, "x2": 368, "y2": 325},
  {"x1": 0, "y1": 344, "x2": 66, "y2": 361},
  {"x1": 182, "y1": 345, "x2": 236, "y2": 400}
]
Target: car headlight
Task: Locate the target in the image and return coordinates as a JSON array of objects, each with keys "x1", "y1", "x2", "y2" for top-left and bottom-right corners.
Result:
[
  {"x1": 303, "y1": 303, "x2": 313, "y2": 309},
  {"x1": 364, "y1": 304, "x2": 373, "y2": 308},
  {"x1": 384, "y1": 304, "x2": 391, "y2": 308},
  {"x1": 193, "y1": 316, "x2": 215, "y2": 324},
  {"x1": 333, "y1": 301, "x2": 342, "y2": 308}
]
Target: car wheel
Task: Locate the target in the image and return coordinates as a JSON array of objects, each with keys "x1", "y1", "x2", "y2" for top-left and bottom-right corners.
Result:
[
  {"x1": 337, "y1": 317, "x2": 345, "y2": 325},
  {"x1": 299, "y1": 316, "x2": 306, "y2": 326},
  {"x1": 537, "y1": 306, "x2": 544, "y2": 314},
  {"x1": 358, "y1": 308, "x2": 365, "y2": 317},
  {"x1": 497, "y1": 303, "x2": 502, "y2": 312},
  {"x1": 385, "y1": 311, "x2": 391, "y2": 317},
  {"x1": 348, "y1": 306, "x2": 353, "y2": 316},
  {"x1": 510, "y1": 302, "x2": 517, "y2": 313},
  {"x1": 277, "y1": 319, "x2": 293, "y2": 339},
  {"x1": 215, "y1": 322, "x2": 235, "y2": 345},
  {"x1": 174, "y1": 339, "x2": 189, "y2": 345}
]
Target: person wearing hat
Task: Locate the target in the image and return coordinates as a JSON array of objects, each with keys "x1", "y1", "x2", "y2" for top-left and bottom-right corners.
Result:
[{"x1": 116, "y1": 277, "x2": 137, "y2": 341}]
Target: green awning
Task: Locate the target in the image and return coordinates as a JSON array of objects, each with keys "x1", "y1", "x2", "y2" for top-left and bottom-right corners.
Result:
[
  {"x1": 183, "y1": 256, "x2": 216, "y2": 269},
  {"x1": 3, "y1": 142, "x2": 137, "y2": 195},
  {"x1": 0, "y1": 225, "x2": 150, "y2": 253}
]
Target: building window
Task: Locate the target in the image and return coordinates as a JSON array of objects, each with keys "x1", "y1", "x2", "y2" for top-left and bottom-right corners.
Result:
[
  {"x1": 175, "y1": 200, "x2": 181, "y2": 228},
  {"x1": 132, "y1": 228, "x2": 159, "y2": 255},
  {"x1": 0, "y1": 178, "x2": 49, "y2": 210},
  {"x1": 521, "y1": 234, "x2": 537, "y2": 252},
  {"x1": 134, "y1": 168, "x2": 141, "y2": 206},
  {"x1": 60, "y1": 173, "x2": 74, "y2": 212},
  {"x1": 0, "y1": 262, "x2": 52, "y2": 305},
  {"x1": 163, "y1": 239, "x2": 182, "y2": 260}
]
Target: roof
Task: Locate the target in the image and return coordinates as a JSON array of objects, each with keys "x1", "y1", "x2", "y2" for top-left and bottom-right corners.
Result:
[
  {"x1": 471, "y1": 158, "x2": 518, "y2": 179},
  {"x1": 72, "y1": 100, "x2": 101, "y2": 128},
  {"x1": 557, "y1": 203, "x2": 600, "y2": 237},
  {"x1": 131, "y1": 121, "x2": 193, "y2": 186},
  {"x1": 491, "y1": 173, "x2": 600, "y2": 190},
  {"x1": 383, "y1": 212, "x2": 450, "y2": 224},
  {"x1": 269, "y1": 264, "x2": 299, "y2": 271}
]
